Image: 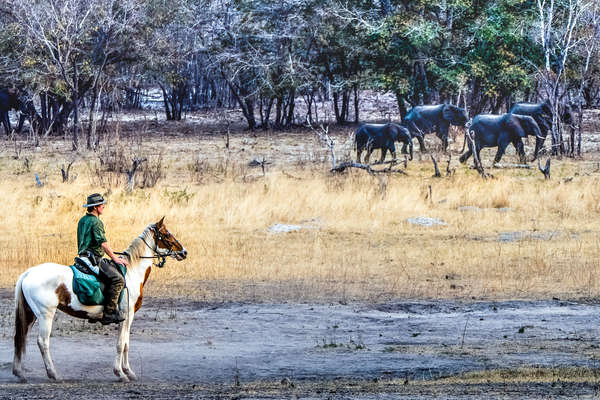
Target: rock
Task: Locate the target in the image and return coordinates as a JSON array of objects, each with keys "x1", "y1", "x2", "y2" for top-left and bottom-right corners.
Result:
[
  {"x1": 406, "y1": 217, "x2": 447, "y2": 227},
  {"x1": 498, "y1": 231, "x2": 561, "y2": 242},
  {"x1": 458, "y1": 206, "x2": 482, "y2": 212},
  {"x1": 269, "y1": 218, "x2": 322, "y2": 234}
]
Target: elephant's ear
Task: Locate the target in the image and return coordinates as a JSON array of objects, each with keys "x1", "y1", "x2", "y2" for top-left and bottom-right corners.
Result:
[
  {"x1": 518, "y1": 115, "x2": 542, "y2": 138},
  {"x1": 541, "y1": 101, "x2": 552, "y2": 117},
  {"x1": 537, "y1": 116, "x2": 552, "y2": 134},
  {"x1": 442, "y1": 104, "x2": 467, "y2": 125}
]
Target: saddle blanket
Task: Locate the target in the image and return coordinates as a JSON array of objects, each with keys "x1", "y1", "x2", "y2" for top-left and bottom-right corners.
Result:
[{"x1": 69, "y1": 264, "x2": 126, "y2": 306}]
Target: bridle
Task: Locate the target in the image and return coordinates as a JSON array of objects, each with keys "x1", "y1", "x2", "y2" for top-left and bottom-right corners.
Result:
[{"x1": 118, "y1": 225, "x2": 179, "y2": 268}]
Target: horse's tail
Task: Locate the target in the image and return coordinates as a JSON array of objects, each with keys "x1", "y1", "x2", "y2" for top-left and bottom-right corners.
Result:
[{"x1": 14, "y1": 272, "x2": 35, "y2": 366}]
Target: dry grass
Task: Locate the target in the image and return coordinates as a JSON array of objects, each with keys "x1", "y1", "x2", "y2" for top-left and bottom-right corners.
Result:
[
  {"x1": 427, "y1": 366, "x2": 600, "y2": 385},
  {"x1": 2, "y1": 124, "x2": 600, "y2": 303}
]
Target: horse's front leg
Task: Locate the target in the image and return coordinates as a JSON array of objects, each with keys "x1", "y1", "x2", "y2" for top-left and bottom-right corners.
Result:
[
  {"x1": 121, "y1": 311, "x2": 137, "y2": 381},
  {"x1": 113, "y1": 317, "x2": 130, "y2": 382}
]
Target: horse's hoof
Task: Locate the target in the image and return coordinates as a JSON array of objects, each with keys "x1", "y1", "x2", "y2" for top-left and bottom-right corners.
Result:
[
  {"x1": 118, "y1": 376, "x2": 130, "y2": 383},
  {"x1": 126, "y1": 372, "x2": 138, "y2": 381}
]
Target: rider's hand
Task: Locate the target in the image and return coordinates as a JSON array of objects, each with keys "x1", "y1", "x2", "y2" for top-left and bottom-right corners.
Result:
[{"x1": 114, "y1": 255, "x2": 129, "y2": 267}]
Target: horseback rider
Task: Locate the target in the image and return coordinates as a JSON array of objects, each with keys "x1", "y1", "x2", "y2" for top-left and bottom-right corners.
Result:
[{"x1": 77, "y1": 193, "x2": 129, "y2": 325}]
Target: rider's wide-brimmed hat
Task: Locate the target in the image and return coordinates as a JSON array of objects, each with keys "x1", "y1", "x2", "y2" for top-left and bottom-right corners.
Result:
[{"x1": 83, "y1": 193, "x2": 106, "y2": 208}]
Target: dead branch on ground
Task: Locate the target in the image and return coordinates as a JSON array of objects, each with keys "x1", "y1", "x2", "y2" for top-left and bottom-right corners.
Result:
[
  {"x1": 308, "y1": 122, "x2": 337, "y2": 169},
  {"x1": 331, "y1": 161, "x2": 407, "y2": 175},
  {"x1": 492, "y1": 163, "x2": 532, "y2": 169},
  {"x1": 248, "y1": 157, "x2": 271, "y2": 176},
  {"x1": 538, "y1": 158, "x2": 551, "y2": 179},
  {"x1": 126, "y1": 157, "x2": 147, "y2": 192},
  {"x1": 467, "y1": 133, "x2": 493, "y2": 179},
  {"x1": 431, "y1": 155, "x2": 441, "y2": 177},
  {"x1": 61, "y1": 160, "x2": 75, "y2": 182}
]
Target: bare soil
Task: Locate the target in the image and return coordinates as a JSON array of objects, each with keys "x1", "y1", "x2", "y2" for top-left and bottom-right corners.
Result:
[{"x1": 1, "y1": 287, "x2": 600, "y2": 398}]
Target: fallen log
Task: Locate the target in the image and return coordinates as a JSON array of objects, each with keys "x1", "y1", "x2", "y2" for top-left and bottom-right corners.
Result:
[{"x1": 331, "y1": 162, "x2": 407, "y2": 175}]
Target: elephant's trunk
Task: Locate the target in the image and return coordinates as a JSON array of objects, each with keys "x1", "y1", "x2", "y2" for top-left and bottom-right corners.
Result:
[{"x1": 532, "y1": 136, "x2": 545, "y2": 161}]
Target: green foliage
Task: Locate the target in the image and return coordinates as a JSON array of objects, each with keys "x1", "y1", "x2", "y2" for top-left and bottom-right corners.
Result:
[{"x1": 0, "y1": 0, "x2": 597, "y2": 124}]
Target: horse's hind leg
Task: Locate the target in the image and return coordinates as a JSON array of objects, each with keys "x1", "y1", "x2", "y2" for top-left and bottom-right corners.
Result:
[
  {"x1": 12, "y1": 314, "x2": 35, "y2": 382},
  {"x1": 37, "y1": 309, "x2": 59, "y2": 381}
]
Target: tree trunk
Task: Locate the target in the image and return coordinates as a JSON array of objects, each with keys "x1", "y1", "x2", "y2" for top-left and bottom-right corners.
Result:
[
  {"x1": 72, "y1": 63, "x2": 79, "y2": 151},
  {"x1": 353, "y1": 84, "x2": 359, "y2": 124},
  {"x1": 286, "y1": 88, "x2": 296, "y2": 126},
  {"x1": 160, "y1": 85, "x2": 172, "y2": 120},
  {"x1": 87, "y1": 84, "x2": 98, "y2": 150}
]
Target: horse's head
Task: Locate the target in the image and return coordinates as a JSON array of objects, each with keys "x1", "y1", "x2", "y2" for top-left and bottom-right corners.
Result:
[{"x1": 151, "y1": 217, "x2": 187, "y2": 261}]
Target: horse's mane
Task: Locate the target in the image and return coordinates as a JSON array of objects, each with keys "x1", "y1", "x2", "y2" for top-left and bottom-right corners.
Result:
[{"x1": 123, "y1": 224, "x2": 154, "y2": 263}]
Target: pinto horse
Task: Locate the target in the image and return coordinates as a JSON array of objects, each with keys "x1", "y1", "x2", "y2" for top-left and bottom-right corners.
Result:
[{"x1": 12, "y1": 217, "x2": 187, "y2": 382}]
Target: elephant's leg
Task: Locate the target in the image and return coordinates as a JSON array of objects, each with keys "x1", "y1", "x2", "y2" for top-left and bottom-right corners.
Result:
[
  {"x1": 1, "y1": 112, "x2": 10, "y2": 136},
  {"x1": 493, "y1": 140, "x2": 509, "y2": 164},
  {"x1": 378, "y1": 148, "x2": 387, "y2": 164},
  {"x1": 438, "y1": 124, "x2": 450, "y2": 152},
  {"x1": 459, "y1": 140, "x2": 473, "y2": 164},
  {"x1": 401, "y1": 143, "x2": 407, "y2": 154},
  {"x1": 364, "y1": 148, "x2": 373, "y2": 164},
  {"x1": 459, "y1": 149, "x2": 472, "y2": 164},
  {"x1": 416, "y1": 134, "x2": 426, "y2": 152},
  {"x1": 389, "y1": 147, "x2": 397, "y2": 162},
  {"x1": 514, "y1": 140, "x2": 526, "y2": 163},
  {"x1": 408, "y1": 122, "x2": 426, "y2": 152},
  {"x1": 474, "y1": 142, "x2": 483, "y2": 167},
  {"x1": 356, "y1": 148, "x2": 363, "y2": 164}
]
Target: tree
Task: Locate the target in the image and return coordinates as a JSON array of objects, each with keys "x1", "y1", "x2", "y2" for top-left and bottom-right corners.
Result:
[
  {"x1": 535, "y1": 0, "x2": 592, "y2": 155},
  {"x1": 5, "y1": 0, "x2": 141, "y2": 149}
]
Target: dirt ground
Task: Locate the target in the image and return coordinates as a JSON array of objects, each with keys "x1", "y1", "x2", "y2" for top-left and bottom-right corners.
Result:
[{"x1": 2, "y1": 286, "x2": 600, "y2": 399}]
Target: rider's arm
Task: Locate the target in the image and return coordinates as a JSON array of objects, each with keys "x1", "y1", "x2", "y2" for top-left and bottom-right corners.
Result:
[{"x1": 101, "y1": 242, "x2": 129, "y2": 267}]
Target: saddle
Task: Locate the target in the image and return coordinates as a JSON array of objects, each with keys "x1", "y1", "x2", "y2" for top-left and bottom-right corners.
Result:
[
  {"x1": 74, "y1": 254, "x2": 100, "y2": 277},
  {"x1": 70, "y1": 255, "x2": 128, "y2": 320}
]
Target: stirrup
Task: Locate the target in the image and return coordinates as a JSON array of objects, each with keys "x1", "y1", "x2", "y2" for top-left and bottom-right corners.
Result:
[{"x1": 99, "y1": 312, "x2": 125, "y2": 325}]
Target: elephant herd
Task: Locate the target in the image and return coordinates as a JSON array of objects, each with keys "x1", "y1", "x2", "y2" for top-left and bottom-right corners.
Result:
[
  {"x1": 356, "y1": 101, "x2": 556, "y2": 166},
  {"x1": 0, "y1": 86, "x2": 557, "y2": 168}
]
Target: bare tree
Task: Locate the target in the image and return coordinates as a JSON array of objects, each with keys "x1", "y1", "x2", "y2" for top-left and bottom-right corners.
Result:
[
  {"x1": 535, "y1": 0, "x2": 592, "y2": 155},
  {"x1": 5, "y1": 0, "x2": 141, "y2": 150},
  {"x1": 572, "y1": 4, "x2": 600, "y2": 156}
]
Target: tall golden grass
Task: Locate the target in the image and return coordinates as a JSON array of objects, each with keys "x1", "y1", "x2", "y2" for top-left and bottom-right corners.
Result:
[{"x1": 2, "y1": 134, "x2": 600, "y2": 303}]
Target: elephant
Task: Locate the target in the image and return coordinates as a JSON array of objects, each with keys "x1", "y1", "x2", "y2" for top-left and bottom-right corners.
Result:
[
  {"x1": 459, "y1": 113, "x2": 543, "y2": 165},
  {"x1": 0, "y1": 88, "x2": 30, "y2": 135},
  {"x1": 355, "y1": 123, "x2": 413, "y2": 164},
  {"x1": 509, "y1": 101, "x2": 552, "y2": 160},
  {"x1": 402, "y1": 104, "x2": 469, "y2": 152}
]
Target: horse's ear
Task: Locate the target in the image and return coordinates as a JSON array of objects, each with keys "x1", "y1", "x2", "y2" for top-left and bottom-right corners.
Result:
[{"x1": 156, "y1": 216, "x2": 165, "y2": 227}]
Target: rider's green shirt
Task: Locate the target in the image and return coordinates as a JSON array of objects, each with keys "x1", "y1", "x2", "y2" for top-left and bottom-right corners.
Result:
[{"x1": 77, "y1": 213, "x2": 107, "y2": 257}]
